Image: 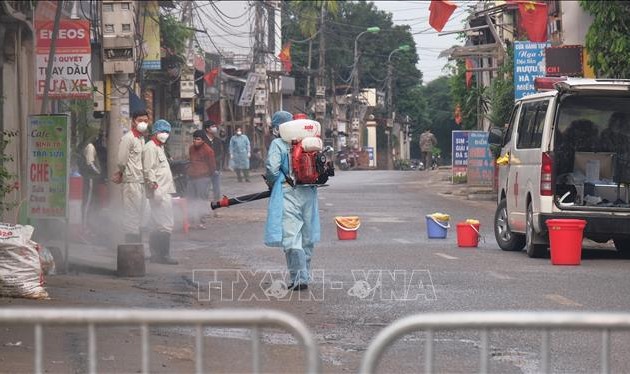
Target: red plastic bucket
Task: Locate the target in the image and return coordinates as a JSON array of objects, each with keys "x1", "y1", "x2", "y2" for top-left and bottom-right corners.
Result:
[
  {"x1": 546, "y1": 219, "x2": 587, "y2": 265},
  {"x1": 336, "y1": 223, "x2": 359, "y2": 240},
  {"x1": 457, "y1": 222, "x2": 480, "y2": 247}
]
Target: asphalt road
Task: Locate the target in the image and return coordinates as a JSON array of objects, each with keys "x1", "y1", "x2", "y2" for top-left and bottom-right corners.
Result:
[
  {"x1": 3, "y1": 168, "x2": 630, "y2": 373},
  {"x1": 189, "y1": 169, "x2": 630, "y2": 373}
]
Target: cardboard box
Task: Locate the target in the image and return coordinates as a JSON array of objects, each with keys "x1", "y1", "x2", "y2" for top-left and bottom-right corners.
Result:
[{"x1": 574, "y1": 152, "x2": 614, "y2": 180}]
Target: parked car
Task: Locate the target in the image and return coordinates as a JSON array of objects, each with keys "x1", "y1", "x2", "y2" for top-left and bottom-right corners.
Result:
[{"x1": 489, "y1": 78, "x2": 630, "y2": 258}]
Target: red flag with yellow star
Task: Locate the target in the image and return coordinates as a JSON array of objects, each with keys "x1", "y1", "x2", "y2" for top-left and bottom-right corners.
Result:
[
  {"x1": 278, "y1": 42, "x2": 292, "y2": 73},
  {"x1": 518, "y1": 1, "x2": 548, "y2": 42}
]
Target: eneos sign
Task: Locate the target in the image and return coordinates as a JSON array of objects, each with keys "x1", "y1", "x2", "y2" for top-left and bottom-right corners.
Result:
[{"x1": 35, "y1": 20, "x2": 92, "y2": 99}]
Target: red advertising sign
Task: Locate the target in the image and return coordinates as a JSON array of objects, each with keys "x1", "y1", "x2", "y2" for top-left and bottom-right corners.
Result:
[{"x1": 35, "y1": 19, "x2": 92, "y2": 99}]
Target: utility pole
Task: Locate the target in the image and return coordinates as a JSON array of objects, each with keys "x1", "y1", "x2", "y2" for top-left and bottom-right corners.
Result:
[
  {"x1": 315, "y1": 3, "x2": 326, "y2": 135},
  {"x1": 102, "y1": 0, "x2": 136, "y2": 204},
  {"x1": 385, "y1": 45, "x2": 409, "y2": 170},
  {"x1": 252, "y1": 1, "x2": 268, "y2": 153},
  {"x1": 41, "y1": 3, "x2": 63, "y2": 114},
  {"x1": 351, "y1": 27, "x2": 379, "y2": 151},
  {"x1": 386, "y1": 62, "x2": 394, "y2": 170}
]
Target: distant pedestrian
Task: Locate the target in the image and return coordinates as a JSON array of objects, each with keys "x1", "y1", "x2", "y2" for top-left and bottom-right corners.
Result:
[
  {"x1": 143, "y1": 119, "x2": 178, "y2": 265},
  {"x1": 115, "y1": 110, "x2": 149, "y2": 243},
  {"x1": 419, "y1": 128, "x2": 438, "y2": 170},
  {"x1": 202, "y1": 121, "x2": 223, "y2": 203},
  {"x1": 187, "y1": 130, "x2": 216, "y2": 229},
  {"x1": 94, "y1": 130, "x2": 108, "y2": 182},
  {"x1": 81, "y1": 136, "x2": 102, "y2": 231},
  {"x1": 229, "y1": 127, "x2": 251, "y2": 182}
]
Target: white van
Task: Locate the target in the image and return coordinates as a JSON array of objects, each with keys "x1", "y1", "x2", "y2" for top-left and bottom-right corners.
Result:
[{"x1": 491, "y1": 78, "x2": 630, "y2": 257}]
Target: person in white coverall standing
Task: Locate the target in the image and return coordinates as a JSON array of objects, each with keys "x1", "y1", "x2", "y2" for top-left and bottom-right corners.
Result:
[
  {"x1": 115, "y1": 110, "x2": 149, "y2": 243},
  {"x1": 143, "y1": 119, "x2": 178, "y2": 265}
]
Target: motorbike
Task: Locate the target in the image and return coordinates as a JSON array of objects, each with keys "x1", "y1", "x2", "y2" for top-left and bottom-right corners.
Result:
[
  {"x1": 431, "y1": 154, "x2": 441, "y2": 170},
  {"x1": 336, "y1": 149, "x2": 358, "y2": 170},
  {"x1": 336, "y1": 150, "x2": 349, "y2": 170},
  {"x1": 169, "y1": 159, "x2": 190, "y2": 197}
]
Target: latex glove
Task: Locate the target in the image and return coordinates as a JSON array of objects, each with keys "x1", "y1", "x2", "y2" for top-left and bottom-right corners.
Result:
[{"x1": 248, "y1": 152, "x2": 251, "y2": 158}]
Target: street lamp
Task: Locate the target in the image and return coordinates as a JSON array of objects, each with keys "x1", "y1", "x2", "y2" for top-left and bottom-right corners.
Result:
[
  {"x1": 351, "y1": 27, "x2": 380, "y2": 149},
  {"x1": 386, "y1": 44, "x2": 411, "y2": 169}
]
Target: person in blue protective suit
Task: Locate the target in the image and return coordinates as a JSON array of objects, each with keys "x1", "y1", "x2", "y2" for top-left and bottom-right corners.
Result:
[
  {"x1": 229, "y1": 127, "x2": 251, "y2": 182},
  {"x1": 264, "y1": 111, "x2": 320, "y2": 291},
  {"x1": 143, "y1": 119, "x2": 178, "y2": 265}
]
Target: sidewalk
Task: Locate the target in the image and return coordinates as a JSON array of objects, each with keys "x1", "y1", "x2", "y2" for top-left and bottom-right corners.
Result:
[{"x1": 60, "y1": 168, "x2": 269, "y2": 273}]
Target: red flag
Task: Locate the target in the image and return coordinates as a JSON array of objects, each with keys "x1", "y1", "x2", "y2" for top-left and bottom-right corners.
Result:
[
  {"x1": 518, "y1": 1, "x2": 548, "y2": 42},
  {"x1": 278, "y1": 42, "x2": 292, "y2": 73},
  {"x1": 429, "y1": 0, "x2": 457, "y2": 32},
  {"x1": 203, "y1": 67, "x2": 220, "y2": 86},
  {"x1": 465, "y1": 58, "x2": 474, "y2": 89}
]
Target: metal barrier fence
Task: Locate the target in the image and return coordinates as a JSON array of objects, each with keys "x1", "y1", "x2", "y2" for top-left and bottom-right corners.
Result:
[
  {"x1": 360, "y1": 311, "x2": 630, "y2": 374},
  {"x1": 0, "y1": 308, "x2": 320, "y2": 374}
]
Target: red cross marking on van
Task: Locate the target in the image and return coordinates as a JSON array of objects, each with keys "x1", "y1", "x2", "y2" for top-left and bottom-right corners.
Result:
[{"x1": 513, "y1": 172, "x2": 519, "y2": 208}]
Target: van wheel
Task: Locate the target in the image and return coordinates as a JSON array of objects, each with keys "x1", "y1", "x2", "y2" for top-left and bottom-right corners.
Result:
[
  {"x1": 526, "y1": 203, "x2": 548, "y2": 258},
  {"x1": 494, "y1": 199, "x2": 525, "y2": 251},
  {"x1": 613, "y1": 238, "x2": 630, "y2": 257}
]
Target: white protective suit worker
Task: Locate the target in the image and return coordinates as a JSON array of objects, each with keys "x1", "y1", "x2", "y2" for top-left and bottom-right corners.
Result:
[
  {"x1": 229, "y1": 127, "x2": 251, "y2": 182},
  {"x1": 142, "y1": 119, "x2": 178, "y2": 265},
  {"x1": 264, "y1": 111, "x2": 320, "y2": 291},
  {"x1": 116, "y1": 110, "x2": 149, "y2": 243}
]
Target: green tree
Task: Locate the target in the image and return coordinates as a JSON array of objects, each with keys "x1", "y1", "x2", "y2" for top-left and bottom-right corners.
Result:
[
  {"x1": 283, "y1": 1, "x2": 422, "y2": 116},
  {"x1": 580, "y1": 1, "x2": 630, "y2": 78},
  {"x1": 160, "y1": 13, "x2": 193, "y2": 62},
  {"x1": 449, "y1": 60, "x2": 478, "y2": 130},
  {"x1": 488, "y1": 47, "x2": 514, "y2": 128},
  {"x1": 422, "y1": 77, "x2": 457, "y2": 160}
]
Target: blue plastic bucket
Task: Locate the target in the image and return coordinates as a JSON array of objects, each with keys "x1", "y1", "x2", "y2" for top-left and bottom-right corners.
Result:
[{"x1": 426, "y1": 215, "x2": 449, "y2": 239}]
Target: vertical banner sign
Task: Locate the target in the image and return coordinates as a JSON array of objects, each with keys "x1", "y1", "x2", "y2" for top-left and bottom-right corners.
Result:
[
  {"x1": 513, "y1": 41, "x2": 550, "y2": 100},
  {"x1": 27, "y1": 115, "x2": 70, "y2": 219},
  {"x1": 142, "y1": 1, "x2": 161, "y2": 70},
  {"x1": 35, "y1": 19, "x2": 92, "y2": 99},
  {"x1": 452, "y1": 131, "x2": 469, "y2": 184},
  {"x1": 467, "y1": 132, "x2": 493, "y2": 186}
]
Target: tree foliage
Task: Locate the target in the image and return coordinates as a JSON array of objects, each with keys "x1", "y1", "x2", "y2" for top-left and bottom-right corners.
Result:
[
  {"x1": 160, "y1": 13, "x2": 193, "y2": 62},
  {"x1": 580, "y1": 1, "x2": 630, "y2": 78},
  {"x1": 449, "y1": 60, "x2": 478, "y2": 130},
  {"x1": 488, "y1": 46, "x2": 514, "y2": 128},
  {"x1": 282, "y1": 0, "x2": 422, "y2": 114}
]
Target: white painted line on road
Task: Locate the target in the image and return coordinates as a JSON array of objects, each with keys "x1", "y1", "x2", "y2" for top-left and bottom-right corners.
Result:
[
  {"x1": 435, "y1": 253, "x2": 458, "y2": 260},
  {"x1": 393, "y1": 239, "x2": 412, "y2": 244},
  {"x1": 544, "y1": 294, "x2": 583, "y2": 307},
  {"x1": 330, "y1": 281, "x2": 344, "y2": 290},
  {"x1": 324, "y1": 203, "x2": 334, "y2": 207},
  {"x1": 487, "y1": 271, "x2": 513, "y2": 280}
]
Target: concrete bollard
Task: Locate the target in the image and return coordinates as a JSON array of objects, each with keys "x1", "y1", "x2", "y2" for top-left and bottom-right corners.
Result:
[{"x1": 117, "y1": 243, "x2": 146, "y2": 277}]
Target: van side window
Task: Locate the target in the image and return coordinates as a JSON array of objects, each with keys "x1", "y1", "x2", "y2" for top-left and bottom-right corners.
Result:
[
  {"x1": 516, "y1": 100, "x2": 549, "y2": 149},
  {"x1": 503, "y1": 104, "x2": 519, "y2": 145}
]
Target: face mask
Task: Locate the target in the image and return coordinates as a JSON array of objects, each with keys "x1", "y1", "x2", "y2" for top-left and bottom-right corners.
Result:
[
  {"x1": 209, "y1": 126, "x2": 218, "y2": 135},
  {"x1": 156, "y1": 133, "x2": 170, "y2": 143},
  {"x1": 136, "y1": 121, "x2": 148, "y2": 133},
  {"x1": 236, "y1": 131, "x2": 242, "y2": 136}
]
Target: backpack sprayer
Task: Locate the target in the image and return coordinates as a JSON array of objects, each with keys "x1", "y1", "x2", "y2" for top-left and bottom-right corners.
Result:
[{"x1": 211, "y1": 119, "x2": 335, "y2": 210}]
